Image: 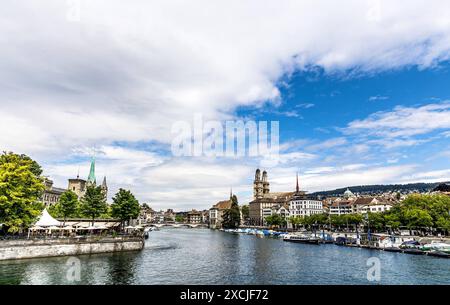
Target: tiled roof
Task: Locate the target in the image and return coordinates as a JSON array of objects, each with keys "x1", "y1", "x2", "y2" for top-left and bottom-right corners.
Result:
[
  {"x1": 353, "y1": 197, "x2": 375, "y2": 205},
  {"x1": 212, "y1": 200, "x2": 232, "y2": 210},
  {"x1": 188, "y1": 209, "x2": 201, "y2": 215},
  {"x1": 331, "y1": 200, "x2": 351, "y2": 208}
]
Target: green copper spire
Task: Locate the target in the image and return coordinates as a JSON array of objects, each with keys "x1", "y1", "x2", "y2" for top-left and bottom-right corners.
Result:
[{"x1": 87, "y1": 157, "x2": 96, "y2": 185}]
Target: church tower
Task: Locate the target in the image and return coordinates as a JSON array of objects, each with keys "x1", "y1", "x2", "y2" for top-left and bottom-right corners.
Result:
[
  {"x1": 101, "y1": 176, "x2": 108, "y2": 199},
  {"x1": 253, "y1": 169, "x2": 264, "y2": 199},
  {"x1": 262, "y1": 170, "x2": 270, "y2": 196},
  {"x1": 87, "y1": 157, "x2": 96, "y2": 186}
]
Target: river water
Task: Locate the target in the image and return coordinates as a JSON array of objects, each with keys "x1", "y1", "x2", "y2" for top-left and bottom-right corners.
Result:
[{"x1": 0, "y1": 228, "x2": 449, "y2": 285}]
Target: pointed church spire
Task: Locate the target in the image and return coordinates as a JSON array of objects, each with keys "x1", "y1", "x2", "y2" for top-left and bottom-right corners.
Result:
[
  {"x1": 296, "y1": 172, "x2": 299, "y2": 193},
  {"x1": 101, "y1": 176, "x2": 108, "y2": 199},
  {"x1": 230, "y1": 187, "x2": 233, "y2": 199},
  {"x1": 87, "y1": 157, "x2": 96, "y2": 185}
]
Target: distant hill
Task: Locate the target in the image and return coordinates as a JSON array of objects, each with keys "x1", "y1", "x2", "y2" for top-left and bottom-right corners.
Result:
[{"x1": 311, "y1": 181, "x2": 450, "y2": 197}]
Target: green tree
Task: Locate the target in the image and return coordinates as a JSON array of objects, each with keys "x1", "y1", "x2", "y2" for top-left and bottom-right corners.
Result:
[
  {"x1": 367, "y1": 212, "x2": 385, "y2": 231},
  {"x1": 222, "y1": 195, "x2": 241, "y2": 229},
  {"x1": 265, "y1": 214, "x2": 285, "y2": 228},
  {"x1": 310, "y1": 213, "x2": 328, "y2": 227},
  {"x1": 0, "y1": 152, "x2": 45, "y2": 233},
  {"x1": 342, "y1": 214, "x2": 363, "y2": 231},
  {"x1": 289, "y1": 216, "x2": 302, "y2": 230},
  {"x1": 51, "y1": 190, "x2": 79, "y2": 226},
  {"x1": 330, "y1": 215, "x2": 345, "y2": 229},
  {"x1": 384, "y1": 211, "x2": 401, "y2": 230},
  {"x1": 404, "y1": 208, "x2": 433, "y2": 230},
  {"x1": 241, "y1": 205, "x2": 249, "y2": 220},
  {"x1": 80, "y1": 185, "x2": 108, "y2": 226},
  {"x1": 111, "y1": 189, "x2": 140, "y2": 229},
  {"x1": 175, "y1": 215, "x2": 185, "y2": 223},
  {"x1": 435, "y1": 216, "x2": 450, "y2": 232}
]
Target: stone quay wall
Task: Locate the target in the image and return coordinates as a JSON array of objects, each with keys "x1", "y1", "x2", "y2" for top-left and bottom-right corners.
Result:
[{"x1": 0, "y1": 236, "x2": 144, "y2": 261}]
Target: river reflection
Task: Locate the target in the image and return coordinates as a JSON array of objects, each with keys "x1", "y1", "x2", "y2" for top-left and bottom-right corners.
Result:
[{"x1": 0, "y1": 228, "x2": 449, "y2": 285}]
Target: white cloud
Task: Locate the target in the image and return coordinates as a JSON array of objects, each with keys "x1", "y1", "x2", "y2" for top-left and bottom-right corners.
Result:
[
  {"x1": 2, "y1": 1, "x2": 450, "y2": 209},
  {"x1": 260, "y1": 164, "x2": 419, "y2": 193},
  {"x1": 308, "y1": 137, "x2": 348, "y2": 150},
  {"x1": 345, "y1": 102, "x2": 450, "y2": 138},
  {"x1": 399, "y1": 169, "x2": 450, "y2": 184},
  {"x1": 2, "y1": 1, "x2": 450, "y2": 158},
  {"x1": 296, "y1": 103, "x2": 315, "y2": 109},
  {"x1": 369, "y1": 95, "x2": 389, "y2": 101}
]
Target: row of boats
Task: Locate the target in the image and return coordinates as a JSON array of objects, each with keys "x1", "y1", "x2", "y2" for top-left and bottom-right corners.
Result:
[
  {"x1": 221, "y1": 228, "x2": 332, "y2": 244},
  {"x1": 221, "y1": 228, "x2": 450, "y2": 258}
]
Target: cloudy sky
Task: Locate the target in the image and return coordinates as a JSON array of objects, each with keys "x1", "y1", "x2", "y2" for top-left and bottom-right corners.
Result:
[{"x1": 1, "y1": 0, "x2": 450, "y2": 211}]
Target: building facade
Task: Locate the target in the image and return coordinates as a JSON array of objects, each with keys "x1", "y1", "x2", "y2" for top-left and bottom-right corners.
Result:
[
  {"x1": 42, "y1": 179, "x2": 66, "y2": 206},
  {"x1": 289, "y1": 173, "x2": 323, "y2": 218},
  {"x1": 209, "y1": 199, "x2": 232, "y2": 229},
  {"x1": 42, "y1": 157, "x2": 108, "y2": 206},
  {"x1": 187, "y1": 210, "x2": 202, "y2": 224},
  {"x1": 249, "y1": 169, "x2": 296, "y2": 225}
]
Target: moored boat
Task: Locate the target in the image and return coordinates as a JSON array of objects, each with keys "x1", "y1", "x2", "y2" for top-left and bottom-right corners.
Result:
[
  {"x1": 383, "y1": 247, "x2": 402, "y2": 253},
  {"x1": 420, "y1": 242, "x2": 450, "y2": 253},
  {"x1": 427, "y1": 250, "x2": 450, "y2": 258},
  {"x1": 403, "y1": 248, "x2": 426, "y2": 255},
  {"x1": 283, "y1": 234, "x2": 320, "y2": 245}
]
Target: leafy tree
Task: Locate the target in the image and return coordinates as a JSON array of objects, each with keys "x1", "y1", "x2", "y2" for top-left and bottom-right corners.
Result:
[
  {"x1": 265, "y1": 214, "x2": 286, "y2": 228},
  {"x1": 175, "y1": 215, "x2": 185, "y2": 223},
  {"x1": 404, "y1": 208, "x2": 433, "y2": 229},
  {"x1": 384, "y1": 212, "x2": 401, "y2": 230},
  {"x1": 330, "y1": 215, "x2": 345, "y2": 228},
  {"x1": 367, "y1": 212, "x2": 385, "y2": 231},
  {"x1": 289, "y1": 216, "x2": 302, "y2": 230},
  {"x1": 346, "y1": 214, "x2": 363, "y2": 225},
  {"x1": 435, "y1": 216, "x2": 450, "y2": 232},
  {"x1": 18, "y1": 154, "x2": 43, "y2": 176},
  {"x1": 51, "y1": 190, "x2": 79, "y2": 225},
  {"x1": 222, "y1": 195, "x2": 241, "y2": 229},
  {"x1": 0, "y1": 152, "x2": 45, "y2": 233},
  {"x1": 80, "y1": 185, "x2": 108, "y2": 226},
  {"x1": 111, "y1": 189, "x2": 140, "y2": 229},
  {"x1": 241, "y1": 205, "x2": 249, "y2": 219},
  {"x1": 310, "y1": 213, "x2": 328, "y2": 226}
]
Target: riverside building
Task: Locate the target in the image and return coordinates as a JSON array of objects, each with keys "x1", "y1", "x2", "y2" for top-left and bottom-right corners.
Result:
[{"x1": 289, "y1": 173, "x2": 323, "y2": 217}]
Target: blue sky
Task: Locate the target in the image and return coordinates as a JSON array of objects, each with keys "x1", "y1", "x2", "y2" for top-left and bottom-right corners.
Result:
[
  {"x1": 1, "y1": 1, "x2": 450, "y2": 210},
  {"x1": 236, "y1": 65, "x2": 450, "y2": 180}
]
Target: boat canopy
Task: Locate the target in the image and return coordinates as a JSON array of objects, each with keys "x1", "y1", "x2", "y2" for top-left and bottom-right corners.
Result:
[{"x1": 401, "y1": 240, "x2": 420, "y2": 246}]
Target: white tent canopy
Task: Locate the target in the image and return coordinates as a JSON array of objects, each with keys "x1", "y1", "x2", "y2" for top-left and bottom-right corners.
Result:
[{"x1": 34, "y1": 208, "x2": 62, "y2": 227}]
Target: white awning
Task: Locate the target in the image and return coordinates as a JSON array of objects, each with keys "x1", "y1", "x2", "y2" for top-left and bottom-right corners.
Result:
[
  {"x1": 30, "y1": 226, "x2": 45, "y2": 230},
  {"x1": 34, "y1": 208, "x2": 62, "y2": 227}
]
